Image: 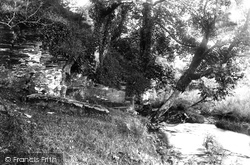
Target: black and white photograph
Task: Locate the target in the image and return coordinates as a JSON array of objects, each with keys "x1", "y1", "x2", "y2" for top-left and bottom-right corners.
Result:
[{"x1": 0, "y1": 0, "x2": 250, "y2": 164}]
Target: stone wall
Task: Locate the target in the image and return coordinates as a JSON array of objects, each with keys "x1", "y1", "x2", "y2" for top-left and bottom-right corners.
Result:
[
  {"x1": 67, "y1": 84, "x2": 126, "y2": 103},
  {"x1": 33, "y1": 68, "x2": 63, "y2": 96},
  {"x1": 0, "y1": 24, "x2": 64, "y2": 96},
  {"x1": 0, "y1": 24, "x2": 126, "y2": 102}
]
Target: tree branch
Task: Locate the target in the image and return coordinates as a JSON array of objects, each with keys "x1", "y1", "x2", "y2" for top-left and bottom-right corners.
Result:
[
  {"x1": 26, "y1": 3, "x2": 42, "y2": 20},
  {"x1": 156, "y1": 22, "x2": 197, "y2": 47},
  {"x1": 190, "y1": 68, "x2": 213, "y2": 80},
  {"x1": 13, "y1": 2, "x2": 43, "y2": 27},
  {"x1": 189, "y1": 95, "x2": 207, "y2": 107},
  {"x1": 0, "y1": 1, "x2": 43, "y2": 29},
  {"x1": 0, "y1": 21, "x2": 12, "y2": 28},
  {"x1": 203, "y1": 0, "x2": 209, "y2": 16},
  {"x1": 8, "y1": 10, "x2": 16, "y2": 26},
  {"x1": 101, "y1": 2, "x2": 121, "y2": 17},
  {"x1": 153, "y1": 0, "x2": 166, "y2": 6}
]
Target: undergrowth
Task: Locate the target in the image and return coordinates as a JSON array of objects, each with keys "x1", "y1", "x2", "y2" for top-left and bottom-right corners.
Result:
[
  {"x1": 178, "y1": 87, "x2": 250, "y2": 135},
  {"x1": 212, "y1": 86, "x2": 250, "y2": 135},
  {"x1": 31, "y1": 110, "x2": 162, "y2": 165},
  {"x1": 0, "y1": 87, "x2": 165, "y2": 165}
]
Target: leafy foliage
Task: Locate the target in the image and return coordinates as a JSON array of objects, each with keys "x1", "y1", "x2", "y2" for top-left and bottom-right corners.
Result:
[
  {"x1": 89, "y1": 1, "x2": 176, "y2": 96},
  {"x1": 152, "y1": 0, "x2": 250, "y2": 101},
  {"x1": 1, "y1": 0, "x2": 250, "y2": 105}
]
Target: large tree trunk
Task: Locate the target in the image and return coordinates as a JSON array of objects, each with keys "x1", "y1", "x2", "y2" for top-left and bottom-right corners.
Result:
[
  {"x1": 140, "y1": 2, "x2": 153, "y2": 70},
  {"x1": 92, "y1": 2, "x2": 121, "y2": 69},
  {"x1": 151, "y1": 89, "x2": 180, "y2": 123},
  {"x1": 152, "y1": 8, "x2": 250, "y2": 123},
  {"x1": 153, "y1": 37, "x2": 211, "y2": 122}
]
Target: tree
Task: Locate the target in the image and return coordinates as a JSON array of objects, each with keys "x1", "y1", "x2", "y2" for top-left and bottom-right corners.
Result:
[
  {"x1": 0, "y1": 0, "x2": 79, "y2": 48},
  {"x1": 0, "y1": 0, "x2": 95, "y2": 87},
  {"x1": 0, "y1": 0, "x2": 45, "y2": 28},
  {"x1": 88, "y1": 0, "x2": 173, "y2": 100},
  {"x1": 151, "y1": 0, "x2": 250, "y2": 122}
]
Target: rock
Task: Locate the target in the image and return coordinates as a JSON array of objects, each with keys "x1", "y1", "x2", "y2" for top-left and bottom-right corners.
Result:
[
  {"x1": 27, "y1": 93, "x2": 109, "y2": 114},
  {"x1": 160, "y1": 123, "x2": 250, "y2": 165}
]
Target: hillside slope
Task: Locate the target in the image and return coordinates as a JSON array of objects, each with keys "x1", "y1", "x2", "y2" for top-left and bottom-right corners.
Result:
[{"x1": 0, "y1": 87, "x2": 169, "y2": 165}]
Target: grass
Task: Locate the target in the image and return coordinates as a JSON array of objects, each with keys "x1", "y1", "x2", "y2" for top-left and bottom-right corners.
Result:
[
  {"x1": 202, "y1": 134, "x2": 226, "y2": 165},
  {"x1": 33, "y1": 111, "x2": 162, "y2": 165},
  {"x1": 209, "y1": 85, "x2": 250, "y2": 135},
  {"x1": 1, "y1": 83, "x2": 250, "y2": 164},
  {"x1": 169, "y1": 85, "x2": 250, "y2": 135},
  {"x1": 214, "y1": 85, "x2": 250, "y2": 118},
  {"x1": 0, "y1": 87, "x2": 166, "y2": 165},
  {"x1": 214, "y1": 98, "x2": 250, "y2": 122}
]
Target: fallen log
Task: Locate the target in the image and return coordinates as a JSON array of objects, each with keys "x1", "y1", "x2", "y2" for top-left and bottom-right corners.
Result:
[{"x1": 27, "y1": 94, "x2": 109, "y2": 114}]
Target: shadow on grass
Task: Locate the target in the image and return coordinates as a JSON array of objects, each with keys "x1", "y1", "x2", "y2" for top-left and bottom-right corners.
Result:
[
  {"x1": 0, "y1": 93, "x2": 164, "y2": 165},
  {"x1": 31, "y1": 109, "x2": 163, "y2": 165}
]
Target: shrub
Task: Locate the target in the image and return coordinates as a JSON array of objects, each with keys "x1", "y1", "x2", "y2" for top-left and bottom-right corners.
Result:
[
  {"x1": 213, "y1": 85, "x2": 250, "y2": 122},
  {"x1": 0, "y1": 107, "x2": 36, "y2": 154},
  {"x1": 215, "y1": 120, "x2": 250, "y2": 136},
  {"x1": 203, "y1": 135, "x2": 225, "y2": 165}
]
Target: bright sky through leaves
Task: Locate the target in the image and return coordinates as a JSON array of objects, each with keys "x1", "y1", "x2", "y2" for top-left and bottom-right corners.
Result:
[
  {"x1": 70, "y1": 0, "x2": 90, "y2": 6},
  {"x1": 72, "y1": 0, "x2": 250, "y2": 7}
]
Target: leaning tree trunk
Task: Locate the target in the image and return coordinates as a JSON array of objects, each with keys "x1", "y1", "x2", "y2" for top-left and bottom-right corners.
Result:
[
  {"x1": 152, "y1": 8, "x2": 250, "y2": 123},
  {"x1": 153, "y1": 36, "x2": 211, "y2": 122},
  {"x1": 151, "y1": 89, "x2": 180, "y2": 122}
]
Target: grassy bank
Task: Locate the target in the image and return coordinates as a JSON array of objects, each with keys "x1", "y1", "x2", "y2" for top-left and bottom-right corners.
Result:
[
  {"x1": 31, "y1": 109, "x2": 162, "y2": 165},
  {"x1": 212, "y1": 87, "x2": 250, "y2": 136},
  {"x1": 0, "y1": 87, "x2": 167, "y2": 165}
]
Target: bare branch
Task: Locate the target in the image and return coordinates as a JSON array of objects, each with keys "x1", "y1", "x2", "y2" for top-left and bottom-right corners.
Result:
[
  {"x1": 203, "y1": 0, "x2": 209, "y2": 16},
  {"x1": 156, "y1": 22, "x2": 197, "y2": 47},
  {"x1": 153, "y1": 0, "x2": 166, "y2": 6},
  {"x1": 0, "y1": 1, "x2": 43, "y2": 28},
  {"x1": 0, "y1": 21, "x2": 12, "y2": 28},
  {"x1": 26, "y1": 2, "x2": 42, "y2": 20},
  {"x1": 189, "y1": 95, "x2": 207, "y2": 107},
  {"x1": 8, "y1": 10, "x2": 16, "y2": 26},
  {"x1": 6, "y1": 1, "x2": 18, "y2": 27}
]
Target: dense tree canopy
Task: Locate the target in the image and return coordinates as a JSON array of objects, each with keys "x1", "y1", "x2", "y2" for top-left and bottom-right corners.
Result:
[
  {"x1": 1, "y1": 0, "x2": 249, "y2": 121},
  {"x1": 153, "y1": 0, "x2": 250, "y2": 119}
]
